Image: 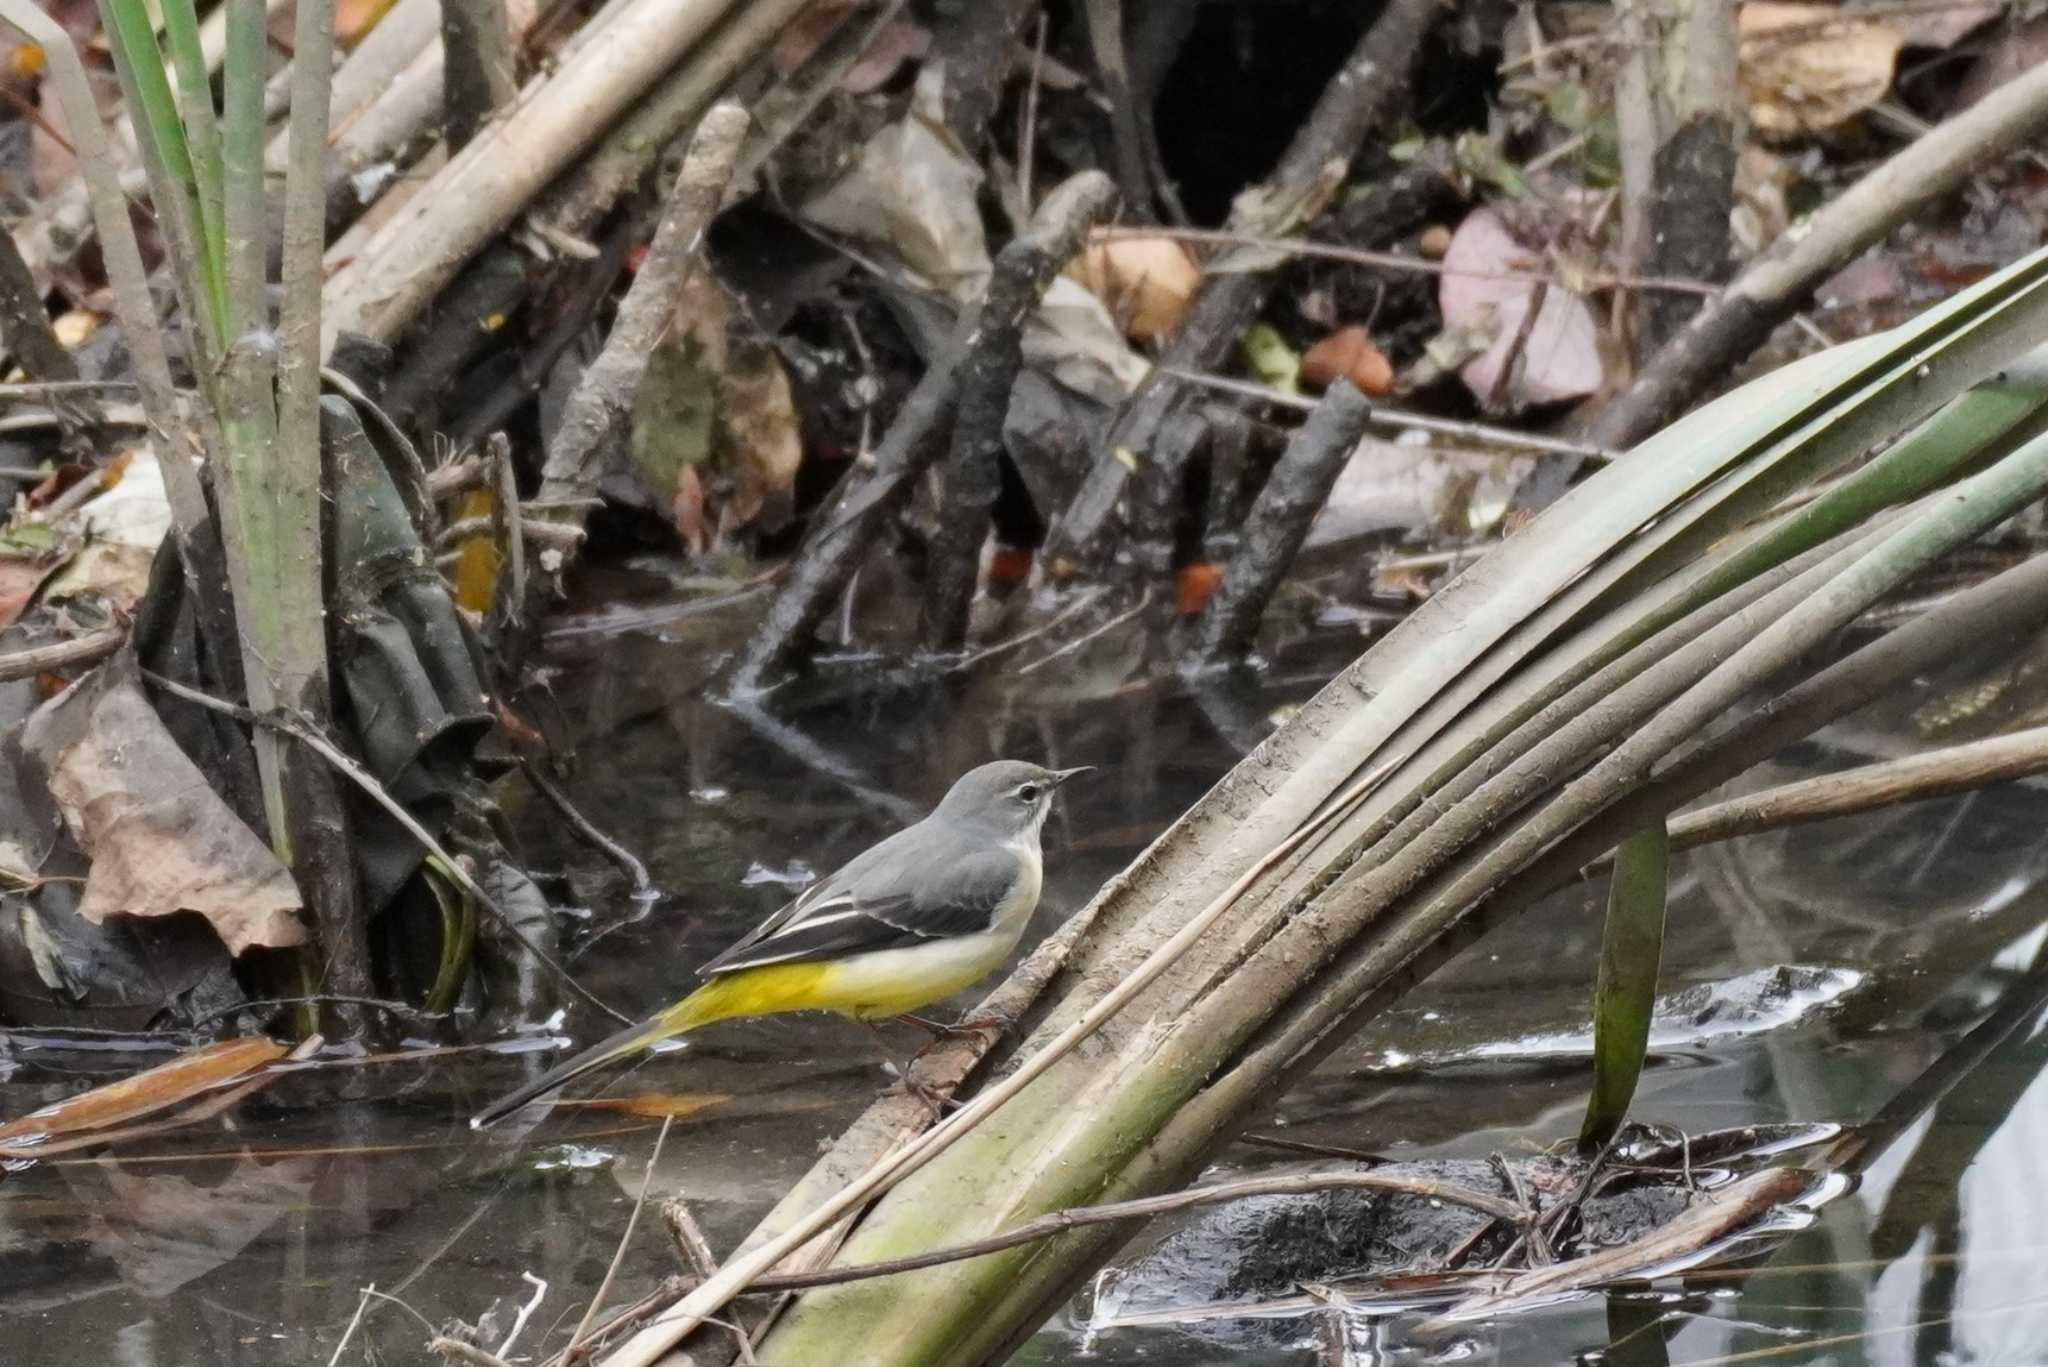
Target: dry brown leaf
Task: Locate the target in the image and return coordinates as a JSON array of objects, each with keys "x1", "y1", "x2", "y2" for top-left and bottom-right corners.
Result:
[
  {"x1": 0, "y1": 1037, "x2": 285, "y2": 1149},
  {"x1": 548, "y1": 1092, "x2": 731, "y2": 1119},
  {"x1": 19, "y1": 659, "x2": 306, "y2": 954},
  {"x1": 1065, "y1": 237, "x2": 1201, "y2": 343},
  {"x1": 1734, "y1": 2, "x2": 1980, "y2": 139}
]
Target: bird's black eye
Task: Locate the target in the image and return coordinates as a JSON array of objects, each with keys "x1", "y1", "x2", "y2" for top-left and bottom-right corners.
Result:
[{"x1": 1017, "y1": 784, "x2": 1043, "y2": 803}]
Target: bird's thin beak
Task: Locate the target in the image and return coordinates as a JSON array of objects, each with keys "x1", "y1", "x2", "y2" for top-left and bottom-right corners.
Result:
[{"x1": 1051, "y1": 766, "x2": 1093, "y2": 787}]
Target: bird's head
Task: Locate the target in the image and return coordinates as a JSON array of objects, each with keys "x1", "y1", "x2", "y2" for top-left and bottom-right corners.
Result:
[{"x1": 936, "y1": 760, "x2": 1091, "y2": 840}]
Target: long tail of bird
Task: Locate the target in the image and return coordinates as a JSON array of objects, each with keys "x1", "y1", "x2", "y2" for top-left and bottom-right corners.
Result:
[{"x1": 470, "y1": 974, "x2": 765, "y2": 1128}]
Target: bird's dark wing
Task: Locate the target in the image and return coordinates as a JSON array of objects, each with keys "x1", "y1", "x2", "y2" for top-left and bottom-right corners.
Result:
[{"x1": 699, "y1": 843, "x2": 1021, "y2": 976}]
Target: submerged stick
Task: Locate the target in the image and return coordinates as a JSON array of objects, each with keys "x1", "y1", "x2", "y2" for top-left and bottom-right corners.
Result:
[
  {"x1": 729, "y1": 170, "x2": 1117, "y2": 690},
  {"x1": 744, "y1": 1169, "x2": 1525, "y2": 1293},
  {"x1": 1196, "y1": 379, "x2": 1373, "y2": 661}
]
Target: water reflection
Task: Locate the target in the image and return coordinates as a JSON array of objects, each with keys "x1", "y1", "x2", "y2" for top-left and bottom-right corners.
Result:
[{"x1": 6, "y1": 584, "x2": 2048, "y2": 1365}]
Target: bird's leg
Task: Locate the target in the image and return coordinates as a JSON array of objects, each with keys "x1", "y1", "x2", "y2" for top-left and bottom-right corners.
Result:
[
  {"x1": 861, "y1": 1018, "x2": 959, "y2": 1119},
  {"x1": 892, "y1": 1008, "x2": 1014, "y2": 1060}
]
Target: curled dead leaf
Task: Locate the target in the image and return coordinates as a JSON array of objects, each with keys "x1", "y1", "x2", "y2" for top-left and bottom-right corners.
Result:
[
  {"x1": 18, "y1": 657, "x2": 306, "y2": 955},
  {"x1": 0, "y1": 1037, "x2": 286, "y2": 1150},
  {"x1": 1066, "y1": 237, "x2": 1201, "y2": 343}
]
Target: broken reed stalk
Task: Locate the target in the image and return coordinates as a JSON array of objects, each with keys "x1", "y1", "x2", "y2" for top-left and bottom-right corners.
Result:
[
  {"x1": 566, "y1": 1115, "x2": 676, "y2": 1357},
  {"x1": 321, "y1": 0, "x2": 746, "y2": 350},
  {"x1": 1578, "y1": 57, "x2": 2048, "y2": 462},
  {"x1": 743, "y1": 1169, "x2": 1525, "y2": 1293},
  {"x1": 1046, "y1": 0, "x2": 1441, "y2": 574},
  {"x1": 594, "y1": 758, "x2": 1400, "y2": 1367},
  {"x1": 728, "y1": 170, "x2": 1118, "y2": 691},
  {"x1": 1195, "y1": 379, "x2": 1374, "y2": 660},
  {"x1": 380, "y1": 0, "x2": 816, "y2": 424},
  {"x1": 525, "y1": 102, "x2": 751, "y2": 622},
  {"x1": 922, "y1": 172, "x2": 1121, "y2": 651}
]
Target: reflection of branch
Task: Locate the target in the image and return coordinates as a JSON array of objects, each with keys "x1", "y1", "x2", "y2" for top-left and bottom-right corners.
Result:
[
  {"x1": 1584, "y1": 725, "x2": 2048, "y2": 872},
  {"x1": 142, "y1": 670, "x2": 631, "y2": 1027}
]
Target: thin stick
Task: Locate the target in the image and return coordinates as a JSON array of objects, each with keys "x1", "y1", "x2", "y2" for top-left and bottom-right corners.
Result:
[
  {"x1": 744, "y1": 1170, "x2": 1524, "y2": 1293},
  {"x1": 140, "y1": 671, "x2": 632, "y2": 1027},
  {"x1": 566, "y1": 1116, "x2": 674, "y2": 1356},
  {"x1": 0, "y1": 625, "x2": 128, "y2": 682},
  {"x1": 597, "y1": 756, "x2": 1406, "y2": 1366},
  {"x1": 1102, "y1": 224, "x2": 1721, "y2": 296},
  {"x1": 1153, "y1": 366, "x2": 1622, "y2": 462},
  {"x1": 328, "y1": 1283, "x2": 376, "y2": 1367},
  {"x1": 660, "y1": 1194, "x2": 757, "y2": 1363}
]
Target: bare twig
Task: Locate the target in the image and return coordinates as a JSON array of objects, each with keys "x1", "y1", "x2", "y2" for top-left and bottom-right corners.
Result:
[
  {"x1": 139, "y1": 671, "x2": 632, "y2": 1028},
  {"x1": 0, "y1": 625, "x2": 128, "y2": 682},
  {"x1": 520, "y1": 759, "x2": 654, "y2": 896},
  {"x1": 328, "y1": 1284, "x2": 377, "y2": 1367},
  {"x1": 429, "y1": 1339, "x2": 515, "y2": 1366},
  {"x1": 496, "y1": 1272, "x2": 549, "y2": 1359},
  {"x1": 567, "y1": 1116, "x2": 674, "y2": 1356},
  {"x1": 659, "y1": 1193, "x2": 757, "y2": 1363},
  {"x1": 1154, "y1": 366, "x2": 1621, "y2": 461},
  {"x1": 1100, "y1": 225, "x2": 1720, "y2": 297}
]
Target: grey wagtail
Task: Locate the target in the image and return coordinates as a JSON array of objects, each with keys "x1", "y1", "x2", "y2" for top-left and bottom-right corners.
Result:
[{"x1": 471, "y1": 760, "x2": 1088, "y2": 1127}]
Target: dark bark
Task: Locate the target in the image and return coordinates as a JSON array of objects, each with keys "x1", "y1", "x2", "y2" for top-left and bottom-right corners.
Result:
[
  {"x1": 0, "y1": 227, "x2": 74, "y2": 382},
  {"x1": 737, "y1": 172, "x2": 1118, "y2": 684},
  {"x1": 930, "y1": 0, "x2": 1039, "y2": 155},
  {"x1": 1643, "y1": 113, "x2": 1736, "y2": 350},
  {"x1": 1044, "y1": 0, "x2": 1445, "y2": 575},
  {"x1": 1196, "y1": 380, "x2": 1373, "y2": 661},
  {"x1": 440, "y1": 0, "x2": 519, "y2": 151}
]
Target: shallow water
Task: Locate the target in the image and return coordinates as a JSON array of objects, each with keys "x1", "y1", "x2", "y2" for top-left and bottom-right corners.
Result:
[{"x1": 6, "y1": 582, "x2": 2048, "y2": 1367}]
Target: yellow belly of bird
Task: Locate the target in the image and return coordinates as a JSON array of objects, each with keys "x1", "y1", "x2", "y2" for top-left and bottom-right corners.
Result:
[{"x1": 684, "y1": 931, "x2": 1016, "y2": 1026}]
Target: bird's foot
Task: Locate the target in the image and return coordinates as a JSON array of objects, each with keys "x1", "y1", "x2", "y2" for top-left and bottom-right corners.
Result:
[{"x1": 884, "y1": 1062, "x2": 964, "y2": 1119}]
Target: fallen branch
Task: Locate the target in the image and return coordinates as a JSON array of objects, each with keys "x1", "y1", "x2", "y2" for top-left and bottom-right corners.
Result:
[
  {"x1": 1044, "y1": 0, "x2": 1443, "y2": 574},
  {"x1": 727, "y1": 170, "x2": 1118, "y2": 691},
  {"x1": 1196, "y1": 379, "x2": 1374, "y2": 661},
  {"x1": 322, "y1": 0, "x2": 746, "y2": 349},
  {"x1": 524, "y1": 102, "x2": 750, "y2": 619},
  {"x1": 0, "y1": 625, "x2": 128, "y2": 681},
  {"x1": 1567, "y1": 57, "x2": 2048, "y2": 481},
  {"x1": 923, "y1": 171, "x2": 1121, "y2": 649},
  {"x1": 745, "y1": 1169, "x2": 1526, "y2": 1293},
  {"x1": 1585, "y1": 723, "x2": 2048, "y2": 869}
]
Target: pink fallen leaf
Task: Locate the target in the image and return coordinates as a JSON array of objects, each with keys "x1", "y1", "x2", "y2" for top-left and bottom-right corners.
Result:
[{"x1": 1438, "y1": 210, "x2": 1603, "y2": 412}]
